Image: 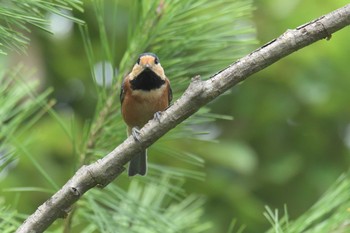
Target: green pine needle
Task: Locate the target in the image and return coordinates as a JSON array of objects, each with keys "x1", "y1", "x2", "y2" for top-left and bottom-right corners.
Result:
[
  {"x1": 0, "y1": 0, "x2": 84, "y2": 54},
  {"x1": 265, "y1": 172, "x2": 350, "y2": 233},
  {"x1": 0, "y1": 207, "x2": 21, "y2": 233},
  {"x1": 78, "y1": 175, "x2": 212, "y2": 233},
  {"x1": 0, "y1": 66, "x2": 53, "y2": 178}
]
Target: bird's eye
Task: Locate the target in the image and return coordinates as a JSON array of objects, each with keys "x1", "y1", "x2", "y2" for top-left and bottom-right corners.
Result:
[
  {"x1": 154, "y1": 57, "x2": 159, "y2": 64},
  {"x1": 136, "y1": 57, "x2": 141, "y2": 64}
]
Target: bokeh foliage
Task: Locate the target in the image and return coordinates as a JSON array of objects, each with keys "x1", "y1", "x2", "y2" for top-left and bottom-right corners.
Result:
[
  {"x1": 0, "y1": 0, "x2": 83, "y2": 54},
  {"x1": 1, "y1": 0, "x2": 350, "y2": 233}
]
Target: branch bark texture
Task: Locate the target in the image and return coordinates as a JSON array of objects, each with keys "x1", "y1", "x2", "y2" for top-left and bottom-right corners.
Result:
[{"x1": 16, "y1": 4, "x2": 350, "y2": 233}]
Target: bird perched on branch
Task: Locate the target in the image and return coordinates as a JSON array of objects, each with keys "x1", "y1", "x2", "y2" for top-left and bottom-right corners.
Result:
[{"x1": 120, "y1": 53, "x2": 172, "y2": 176}]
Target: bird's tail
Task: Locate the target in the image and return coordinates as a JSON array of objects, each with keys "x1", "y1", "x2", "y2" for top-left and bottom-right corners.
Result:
[{"x1": 128, "y1": 149, "x2": 147, "y2": 176}]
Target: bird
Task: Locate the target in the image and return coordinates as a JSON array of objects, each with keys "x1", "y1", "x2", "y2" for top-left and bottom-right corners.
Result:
[{"x1": 120, "y1": 53, "x2": 172, "y2": 176}]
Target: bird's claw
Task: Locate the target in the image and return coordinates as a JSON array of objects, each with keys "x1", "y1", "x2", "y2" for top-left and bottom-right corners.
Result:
[
  {"x1": 131, "y1": 127, "x2": 141, "y2": 142},
  {"x1": 154, "y1": 111, "x2": 162, "y2": 123}
]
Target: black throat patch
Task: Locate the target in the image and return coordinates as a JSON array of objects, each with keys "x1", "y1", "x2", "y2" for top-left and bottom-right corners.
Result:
[{"x1": 130, "y1": 68, "x2": 165, "y2": 91}]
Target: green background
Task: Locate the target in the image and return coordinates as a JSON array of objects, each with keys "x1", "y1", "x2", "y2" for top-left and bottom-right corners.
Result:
[{"x1": 1, "y1": 1, "x2": 350, "y2": 232}]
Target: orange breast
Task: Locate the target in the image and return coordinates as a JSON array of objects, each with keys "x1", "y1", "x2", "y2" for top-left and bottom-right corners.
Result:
[{"x1": 122, "y1": 83, "x2": 169, "y2": 129}]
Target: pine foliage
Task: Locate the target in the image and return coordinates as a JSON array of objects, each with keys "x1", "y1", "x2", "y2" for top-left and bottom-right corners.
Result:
[
  {"x1": 0, "y1": 0, "x2": 83, "y2": 54},
  {"x1": 3, "y1": 1, "x2": 349, "y2": 233},
  {"x1": 0, "y1": 66, "x2": 54, "y2": 231},
  {"x1": 265, "y1": 172, "x2": 350, "y2": 233},
  {"x1": 74, "y1": 1, "x2": 256, "y2": 232}
]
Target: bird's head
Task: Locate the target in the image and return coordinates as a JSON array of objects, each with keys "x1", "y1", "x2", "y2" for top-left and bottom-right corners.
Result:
[{"x1": 130, "y1": 53, "x2": 166, "y2": 81}]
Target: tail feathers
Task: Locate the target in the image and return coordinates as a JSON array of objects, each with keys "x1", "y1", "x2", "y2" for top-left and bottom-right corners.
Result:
[{"x1": 128, "y1": 150, "x2": 147, "y2": 176}]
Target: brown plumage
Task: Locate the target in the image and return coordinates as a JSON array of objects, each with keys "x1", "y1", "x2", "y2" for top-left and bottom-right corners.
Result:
[{"x1": 120, "y1": 53, "x2": 172, "y2": 176}]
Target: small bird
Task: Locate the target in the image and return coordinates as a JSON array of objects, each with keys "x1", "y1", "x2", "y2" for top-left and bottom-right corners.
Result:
[{"x1": 120, "y1": 53, "x2": 172, "y2": 176}]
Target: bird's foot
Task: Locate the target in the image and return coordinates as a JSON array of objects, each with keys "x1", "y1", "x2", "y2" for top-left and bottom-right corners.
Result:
[
  {"x1": 131, "y1": 127, "x2": 141, "y2": 142},
  {"x1": 154, "y1": 111, "x2": 162, "y2": 123}
]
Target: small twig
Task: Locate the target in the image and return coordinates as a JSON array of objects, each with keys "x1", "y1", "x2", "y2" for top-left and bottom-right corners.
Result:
[{"x1": 16, "y1": 4, "x2": 350, "y2": 233}]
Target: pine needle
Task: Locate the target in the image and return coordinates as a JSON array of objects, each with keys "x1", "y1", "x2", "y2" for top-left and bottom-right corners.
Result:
[
  {"x1": 265, "y1": 173, "x2": 350, "y2": 233},
  {"x1": 0, "y1": 0, "x2": 84, "y2": 54}
]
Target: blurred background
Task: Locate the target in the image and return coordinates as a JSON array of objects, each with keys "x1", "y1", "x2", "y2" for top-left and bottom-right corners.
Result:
[{"x1": 1, "y1": 0, "x2": 350, "y2": 232}]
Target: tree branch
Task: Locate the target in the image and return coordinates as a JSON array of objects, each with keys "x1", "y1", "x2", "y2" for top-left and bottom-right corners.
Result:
[{"x1": 16, "y1": 4, "x2": 350, "y2": 233}]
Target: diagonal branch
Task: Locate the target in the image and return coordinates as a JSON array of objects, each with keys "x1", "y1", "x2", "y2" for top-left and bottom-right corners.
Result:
[{"x1": 16, "y1": 4, "x2": 350, "y2": 233}]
